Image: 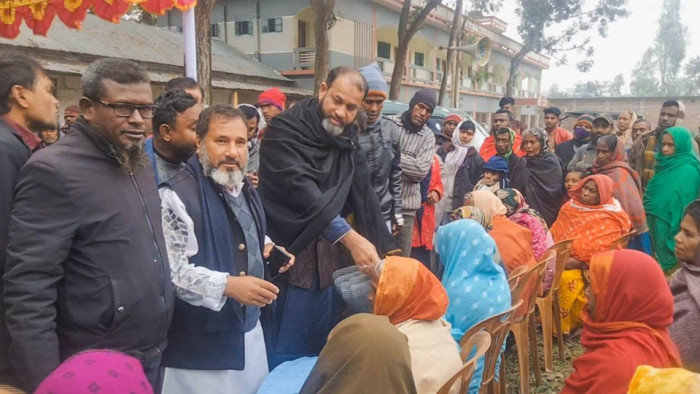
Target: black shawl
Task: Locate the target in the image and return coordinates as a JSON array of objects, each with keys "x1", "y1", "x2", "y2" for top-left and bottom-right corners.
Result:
[
  {"x1": 258, "y1": 97, "x2": 398, "y2": 258},
  {"x1": 508, "y1": 152, "x2": 564, "y2": 227}
]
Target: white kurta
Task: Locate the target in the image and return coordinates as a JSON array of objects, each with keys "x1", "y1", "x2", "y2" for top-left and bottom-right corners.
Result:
[{"x1": 162, "y1": 320, "x2": 269, "y2": 394}]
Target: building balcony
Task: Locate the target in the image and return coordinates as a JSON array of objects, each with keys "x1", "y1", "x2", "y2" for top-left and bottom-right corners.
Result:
[
  {"x1": 294, "y1": 47, "x2": 316, "y2": 70},
  {"x1": 377, "y1": 57, "x2": 442, "y2": 85}
]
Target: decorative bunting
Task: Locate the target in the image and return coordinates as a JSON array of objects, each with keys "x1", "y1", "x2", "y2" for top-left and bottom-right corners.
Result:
[{"x1": 0, "y1": 0, "x2": 195, "y2": 39}]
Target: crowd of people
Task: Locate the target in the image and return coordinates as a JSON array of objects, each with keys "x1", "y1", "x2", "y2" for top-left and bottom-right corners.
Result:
[{"x1": 2, "y1": 50, "x2": 700, "y2": 394}]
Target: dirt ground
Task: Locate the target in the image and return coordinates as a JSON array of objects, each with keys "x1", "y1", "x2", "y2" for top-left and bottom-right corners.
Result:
[{"x1": 503, "y1": 329, "x2": 585, "y2": 393}]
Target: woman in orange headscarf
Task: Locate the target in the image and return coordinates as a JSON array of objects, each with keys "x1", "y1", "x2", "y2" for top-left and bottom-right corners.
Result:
[
  {"x1": 562, "y1": 250, "x2": 681, "y2": 394},
  {"x1": 550, "y1": 174, "x2": 632, "y2": 334},
  {"x1": 463, "y1": 190, "x2": 536, "y2": 272},
  {"x1": 372, "y1": 256, "x2": 462, "y2": 394}
]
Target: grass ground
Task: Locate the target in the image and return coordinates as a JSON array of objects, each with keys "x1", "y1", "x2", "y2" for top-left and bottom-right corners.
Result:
[{"x1": 503, "y1": 330, "x2": 585, "y2": 393}]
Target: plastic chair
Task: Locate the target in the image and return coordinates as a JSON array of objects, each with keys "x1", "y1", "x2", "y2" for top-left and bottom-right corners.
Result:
[
  {"x1": 438, "y1": 331, "x2": 492, "y2": 394},
  {"x1": 507, "y1": 265, "x2": 528, "y2": 290},
  {"x1": 535, "y1": 239, "x2": 574, "y2": 370},
  {"x1": 458, "y1": 300, "x2": 523, "y2": 394},
  {"x1": 611, "y1": 229, "x2": 637, "y2": 249},
  {"x1": 507, "y1": 255, "x2": 552, "y2": 394}
]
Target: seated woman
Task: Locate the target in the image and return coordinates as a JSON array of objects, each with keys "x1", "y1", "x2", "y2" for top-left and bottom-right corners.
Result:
[
  {"x1": 561, "y1": 250, "x2": 681, "y2": 393},
  {"x1": 495, "y1": 188, "x2": 553, "y2": 260},
  {"x1": 473, "y1": 156, "x2": 510, "y2": 193},
  {"x1": 36, "y1": 350, "x2": 153, "y2": 394},
  {"x1": 435, "y1": 219, "x2": 511, "y2": 394},
  {"x1": 463, "y1": 191, "x2": 536, "y2": 272},
  {"x1": 551, "y1": 175, "x2": 632, "y2": 335},
  {"x1": 300, "y1": 313, "x2": 418, "y2": 394},
  {"x1": 593, "y1": 134, "x2": 651, "y2": 254},
  {"x1": 371, "y1": 256, "x2": 463, "y2": 394},
  {"x1": 669, "y1": 200, "x2": 700, "y2": 372},
  {"x1": 644, "y1": 126, "x2": 700, "y2": 273}
]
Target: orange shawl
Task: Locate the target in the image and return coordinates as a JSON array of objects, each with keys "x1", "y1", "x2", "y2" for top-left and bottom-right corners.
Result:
[
  {"x1": 374, "y1": 256, "x2": 448, "y2": 325},
  {"x1": 562, "y1": 250, "x2": 682, "y2": 394},
  {"x1": 551, "y1": 175, "x2": 632, "y2": 263},
  {"x1": 490, "y1": 215, "x2": 536, "y2": 272}
]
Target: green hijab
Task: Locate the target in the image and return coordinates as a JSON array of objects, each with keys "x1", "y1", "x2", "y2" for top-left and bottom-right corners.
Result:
[
  {"x1": 495, "y1": 127, "x2": 517, "y2": 160},
  {"x1": 644, "y1": 127, "x2": 700, "y2": 271}
]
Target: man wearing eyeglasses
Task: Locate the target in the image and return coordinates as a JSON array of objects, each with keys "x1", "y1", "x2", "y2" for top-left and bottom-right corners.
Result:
[{"x1": 4, "y1": 58, "x2": 174, "y2": 392}]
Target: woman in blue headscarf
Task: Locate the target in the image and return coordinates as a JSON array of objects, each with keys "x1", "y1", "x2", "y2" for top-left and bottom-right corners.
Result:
[{"x1": 435, "y1": 219, "x2": 511, "y2": 393}]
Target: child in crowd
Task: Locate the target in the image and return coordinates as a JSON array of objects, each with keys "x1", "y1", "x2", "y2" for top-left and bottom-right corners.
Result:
[
  {"x1": 562, "y1": 169, "x2": 584, "y2": 207},
  {"x1": 473, "y1": 156, "x2": 510, "y2": 193},
  {"x1": 564, "y1": 170, "x2": 584, "y2": 192}
]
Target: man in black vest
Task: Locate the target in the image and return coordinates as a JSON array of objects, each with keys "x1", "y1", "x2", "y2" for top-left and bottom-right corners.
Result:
[{"x1": 160, "y1": 105, "x2": 293, "y2": 394}]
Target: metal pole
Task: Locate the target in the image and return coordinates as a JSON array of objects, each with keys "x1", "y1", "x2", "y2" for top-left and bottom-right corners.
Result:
[{"x1": 183, "y1": 8, "x2": 197, "y2": 80}]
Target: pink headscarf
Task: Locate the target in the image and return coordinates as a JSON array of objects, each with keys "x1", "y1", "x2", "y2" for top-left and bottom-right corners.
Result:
[{"x1": 35, "y1": 350, "x2": 153, "y2": 394}]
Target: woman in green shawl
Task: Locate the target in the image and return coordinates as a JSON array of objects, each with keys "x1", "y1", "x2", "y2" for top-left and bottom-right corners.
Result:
[{"x1": 644, "y1": 127, "x2": 700, "y2": 272}]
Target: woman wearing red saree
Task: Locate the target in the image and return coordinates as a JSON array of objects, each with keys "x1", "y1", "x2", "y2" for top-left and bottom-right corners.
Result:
[{"x1": 562, "y1": 249, "x2": 681, "y2": 393}]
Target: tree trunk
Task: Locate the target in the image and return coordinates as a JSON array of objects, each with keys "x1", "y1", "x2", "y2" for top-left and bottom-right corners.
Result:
[
  {"x1": 389, "y1": 40, "x2": 409, "y2": 100},
  {"x1": 195, "y1": 0, "x2": 217, "y2": 104},
  {"x1": 438, "y1": 0, "x2": 463, "y2": 106},
  {"x1": 388, "y1": 0, "x2": 442, "y2": 100},
  {"x1": 506, "y1": 46, "x2": 528, "y2": 97},
  {"x1": 311, "y1": 0, "x2": 336, "y2": 95}
]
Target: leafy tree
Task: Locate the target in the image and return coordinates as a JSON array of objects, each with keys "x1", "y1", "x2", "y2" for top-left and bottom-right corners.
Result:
[
  {"x1": 547, "y1": 83, "x2": 567, "y2": 98},
  {"x1": 389, "y1": 0, "x2": 443, "y2": 100},
  {"x1": 629, "y1": 0, "x2": 687, "y2": 96},
  {"x1": 683, "y1": 56, "x2": 700, "y2": 95},
  {"x1": 609, "y1": 74, "x2": 625, "y2": 96},
  {"x1": 654, "y1": 0, "x2": 686, "y2": 95},
  {"x1": 506, "y1": 0, "x2": 629, "y2": 96},
  {"x1": 438, "y1": 0, "x2": 502, "y2": 106},
  {"x1": 630, "y1": 49, "x2": 661, "y2": 96}
]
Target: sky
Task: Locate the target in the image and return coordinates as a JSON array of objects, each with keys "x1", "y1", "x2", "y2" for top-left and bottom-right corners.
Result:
[{"x1": 490, "y1": 0, "x2": 700, "y2": 93}]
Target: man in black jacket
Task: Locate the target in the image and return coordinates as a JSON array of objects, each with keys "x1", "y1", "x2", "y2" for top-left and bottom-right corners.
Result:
[
  {"x1": 357, "y1": 63, "x2": 403, "y2": 233},
  {"x1": 0, "y1": 53, "x2": 58, "y2": 387},
  {"x1": 3, "y1": 58, "x2": 174, "y2": 392},
  {"x1": 258, "y1": 67, "x2": 399, "y2": 367}
]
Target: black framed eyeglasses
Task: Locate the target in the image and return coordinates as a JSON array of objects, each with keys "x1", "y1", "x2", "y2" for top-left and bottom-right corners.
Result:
[{"x1": 95, "y1": 100, "x2": 157, "y2": 119}]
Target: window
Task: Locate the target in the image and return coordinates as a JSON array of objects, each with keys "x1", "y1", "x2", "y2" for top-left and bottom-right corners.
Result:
[
  {"x1": 414, "y1": 52, "x2": 424, "y2": 67},
  {"x1": 235, "y1": 21, "x2": 253, "y2": 36},
  {"x1": 377, "y1": 41, "x2": 391, "y2": 59},
  {"x1": 261, "y1": 18, "x2": 283, "y2": 33},
  {"x1": 211, "y1": 23, "x2": 220, "y2": 38}
]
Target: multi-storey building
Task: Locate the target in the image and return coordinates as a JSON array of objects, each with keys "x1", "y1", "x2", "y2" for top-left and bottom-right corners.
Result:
[{"x1": 160, "y1": 0, "x2": 550, "y2": 126}]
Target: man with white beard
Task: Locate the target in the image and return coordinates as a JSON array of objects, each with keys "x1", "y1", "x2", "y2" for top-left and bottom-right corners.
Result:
[
  {"x1": 258, "y1": 67, "x2": 399, "y2": 366},
  {"x1": 158, "y1": 105, "x2": 294, "y2": 394}
]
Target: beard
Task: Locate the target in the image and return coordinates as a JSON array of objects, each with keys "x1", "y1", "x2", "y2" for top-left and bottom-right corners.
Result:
[
  {"x1": 319, "y1": 95, "x2": 349, "y2": 137},
  {"x1": 198, "y1": 145, "x2": 245, "y2": 189},
  {"x1": 92, "y1": 124, "x2": 149, "y2": 174},
  {"x1": 322, "y1": 118, "x2": 345, "y2": 137}
]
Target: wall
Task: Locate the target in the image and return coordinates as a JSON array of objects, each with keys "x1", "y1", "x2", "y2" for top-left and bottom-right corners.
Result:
[{"x1": 549, "y1": 96, "x2": 700, "y2": 134}]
